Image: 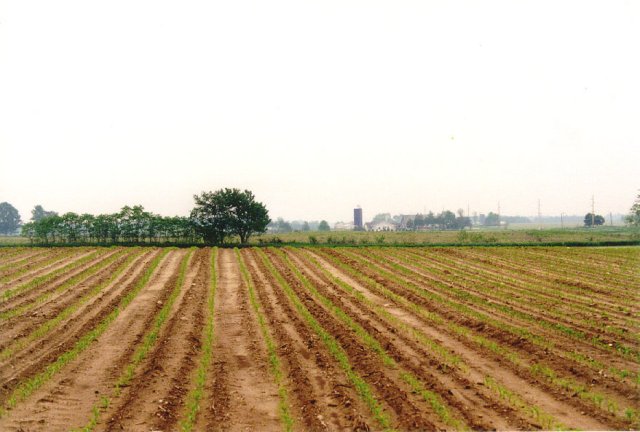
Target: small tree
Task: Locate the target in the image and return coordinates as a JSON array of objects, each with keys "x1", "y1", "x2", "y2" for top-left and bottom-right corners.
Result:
[
  {"x1": 318, "y1": 220, "x2": 330, "y2": 231},
  {"x1": 484, "y1": 212, "x2": 500, "y2": 227},
  {"x1": 275, "y1": 218, "x2": 292, "y2": 233},
  {"x1": 440, "y1": 210, "x2": 457, "y2": 230},
  {"x1": 625, "y1": 192, "x2": 640, "y2": 227},
  {"x1": 0, "y1": 202, "x2": 22, "y2": 235},
  {"x1": 584, "y1": 213, "x2": 605, "y2": 227}
]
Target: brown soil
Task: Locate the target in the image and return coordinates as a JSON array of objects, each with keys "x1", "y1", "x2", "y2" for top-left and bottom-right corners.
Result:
[
  {"x1": 0, "y1": 250, "x2": 154, "y2": 386},
  {"x1": 0, "y1": 250, "x2": 53, "y2": 277},
  {"x1": 309, "y1": 248, "x2": 621, "y2": 430},
  {"x1": 0, "y1": 246, "x2": 635, "y2": 431},
  {"x1": 348, "y1": 248, "x2": 640, "y2": 400},
  {"x1": 0, "y1": 249, "x2": 118, "y2": 312},
  {"x1": 198, "y1": 248, "x2": 283, "y2": 431},
  {"x1": 104, "y1": 248, "x2": 206, "y2": 431},
  {"x1": 240, "y1": 249, "x2": 373, "y2": 431},
  {"x1": 284, "y1": 248, "x2": 526, "y2": 430},
  {"x1": 0, "y1": 249, "x2": 180, "y2": 431},
  {"x1": 0, "y1": 248, "x2": 93, "y2": 292}
]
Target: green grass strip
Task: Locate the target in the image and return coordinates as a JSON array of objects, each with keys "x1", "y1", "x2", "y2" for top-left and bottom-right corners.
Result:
[
  {"x1": 0, "y1": 249, "x2": 146, "y2": 361},
  {"x1": 179, "y1": 247, "x2": 219, "y2": 432},
  {"x1": 254, "y1": 248, "x2": 392, "y2": 430},
  {"x1": 0, "y1": 248, "x2": 171, "y2": 419},
  {"x1": 236, "y1": 249, "x2": 294, "y2": 432},
  {"x1": 115, "y1": 248, "x2": 194, "y2": 392},
  {"x1": 0, "y1": 249, "x2": 129, "y2": 322},
  {"x1": 273, "y1": 248, "x2": 464, "y2": 430},
  {"x1": 1, "y1": 249, "x2": 108, "y2": 302}
]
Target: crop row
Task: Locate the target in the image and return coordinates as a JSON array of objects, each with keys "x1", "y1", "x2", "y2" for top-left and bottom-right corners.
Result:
[
  {"x1": 382, "y1": 248, "x2": 638, "y2": 355},
  {"x1": 307, "y1": 247, "x2": 638, "y2": 428},
  {"x1": 0, "y1": 248, "x2": 170, "y2": 418},
  {"x1": 0, "y1": 246, "x2": 636, "y2": 430}
]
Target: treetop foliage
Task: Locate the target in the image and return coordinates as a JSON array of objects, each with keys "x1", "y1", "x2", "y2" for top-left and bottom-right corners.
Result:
[
  {"x1": 19, "y1": 188, "x2": 270, "y2": 245},
  {"x1": 22, "y1": 206, "x2": 196, "y2": 244},
  {"x1": 584, "y1": 213, "x2": 605, "y2": 227},
  {"x1": 0, "y1": 202, "x2": 22, "y2": 235},
  {"x1": 31, "y1": 205, "x2": 58, "y2": 222},
  {"x1": 625, "y1": 192, "x2": 640, "y2": 227},
  {"x1": 318, "y1": 220, "x2": 331, "y2": 231},
  {"x1": 191, "y1": 188, "x2": 270, "y2": 244}
]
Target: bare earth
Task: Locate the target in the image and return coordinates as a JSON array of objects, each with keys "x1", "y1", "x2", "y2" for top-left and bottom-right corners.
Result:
[{"x1": 0, "y1": 245, "x2": 637, "y2": 431}]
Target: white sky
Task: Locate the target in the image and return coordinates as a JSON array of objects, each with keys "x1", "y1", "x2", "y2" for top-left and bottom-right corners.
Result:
[{"x1": 1, "y1": 1, "x2": 638, "y2": 223}]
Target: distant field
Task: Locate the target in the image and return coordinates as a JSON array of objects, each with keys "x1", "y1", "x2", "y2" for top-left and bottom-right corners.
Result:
[
  {"x1": 3, "y1": 226, "x2": 638, "y2": 247},
  {"x1": 0, "y1": 245, "x2": 638, "y2": 430},
  {"x1": 253, "y1": 226, "x2": 640, "y2": 245},
  {"x1": 0, "y1": 237, "x2": 29, "y2": 245}
]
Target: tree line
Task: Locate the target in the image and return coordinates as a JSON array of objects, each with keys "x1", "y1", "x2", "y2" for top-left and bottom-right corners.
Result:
[
  {"x1": 3, "y1": 188, "x2": 271, "y2": 244},
  {"x1": 268, "y1": 218, "x2": 331, "y2": 233}
]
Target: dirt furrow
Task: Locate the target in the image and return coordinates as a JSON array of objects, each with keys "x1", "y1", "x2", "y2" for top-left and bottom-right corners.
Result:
[
  {"x1": 239, "y1": 249, "x2": 372, "y2": 432},
  {"x1": 425, "y1": 248, "x2": 636, "y2": 320},
  {"x1": 0, "y1": 250, "x2": 181, "y2": 431},
  {"x1": 341, "y1": 248, "x2": 640, "y2": 383},
  {"x1": 459, "y1": 247, "x2": 638, "y2": 298},
  {"x1": 308, "y1": 248, "x2": 619, "y2": 430},
  {"x1": 255, "y1": 248, "x2": 448, "y2": 431},
  {"x1": 265, "y1": 248, "x2": 447, "y2": 429},
  {"x1": 0, "y1": 249, "x2": 34, "y2": 263},
  {"x1": 328, "y1": 248, "x2": 638, "y2": 423},
  {"x1": 0, "y1": 249, "x2": 52, "y2": 277},
  {"x1": 0, "y1": 250, "x2": 153, "y2": 380},
  {"x1": 383, "y1": 248, "x2": 639, "y2": 349},
  {"x1": 0, "y1": 249, "x2": 117, "y2": 311},
  {"x1": 0, "y1": 248, "x2": 91, "y2": 291},
  {"x1": 285, "y1": 247, "x2": 528, "y2": 430},
  {"x1": 196, "y1": 248, "x2": 282, "y2": 431},
  {"x1": 105, "y1": 249, "x2": 207, "y2": 431},
  {"x1": 409, "y1": 247, "x2": 633, "y2": 318},
  {"x1": 0, "y1": 249, "x2": 136, "y2": 339}
]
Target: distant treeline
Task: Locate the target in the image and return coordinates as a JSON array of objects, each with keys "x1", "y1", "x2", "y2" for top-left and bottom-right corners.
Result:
[
  {"x1": 21, "y1": 206, "x2": 198, "y2": 244},
  {"x1": 19, "y1": 188, "x2": 271, "y2": 245}
]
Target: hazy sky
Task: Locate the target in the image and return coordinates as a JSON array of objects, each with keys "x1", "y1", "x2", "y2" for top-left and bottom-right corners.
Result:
[{"x1": 1, "y1": 1, "x2": 638, "y2": 223}]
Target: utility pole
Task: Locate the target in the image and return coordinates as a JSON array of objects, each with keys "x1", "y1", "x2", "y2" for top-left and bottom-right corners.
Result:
[
  {"x1": 560, "y1": 212, "x2": 564, "y2": 229},
  {"x1": 591, "y1": 195, "x2": 595, "y2": 228},
  {"x1": 609, "y1": 212, "x2": 613, "y2": 226},
  {"x1": 497, "y1": 201, "x2": 501, "y2": 227},
  {"x1": 538, "y1": 199, "x2": 542, "y2": 230}
]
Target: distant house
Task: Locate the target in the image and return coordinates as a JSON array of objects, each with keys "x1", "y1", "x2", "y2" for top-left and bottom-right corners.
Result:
[
  {"x1": 397, "y1": 215, "x2": 416, "y2": 230},
  {"x1": 367, "y1": 221, "x2": 398, "y2": 231},
  {"x1": 333, "y1": 221, "x2": 355, "y2": 231}
]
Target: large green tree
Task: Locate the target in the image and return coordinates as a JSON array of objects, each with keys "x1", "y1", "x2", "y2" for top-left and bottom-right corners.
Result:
[
  {"x1": 191, "y1": 188, "x2": 270, "y2": 244},
  {"x1": 625, "y1": 192, "x2": 640, "y2": 227},
  {"x1": 0, "y1": 202, "x2": 22, "y2": 234}
]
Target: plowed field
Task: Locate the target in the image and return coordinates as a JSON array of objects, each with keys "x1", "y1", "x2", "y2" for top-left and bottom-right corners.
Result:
[{"x1": 0, "y1": 246, "x2": 637, "y2": 431}]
